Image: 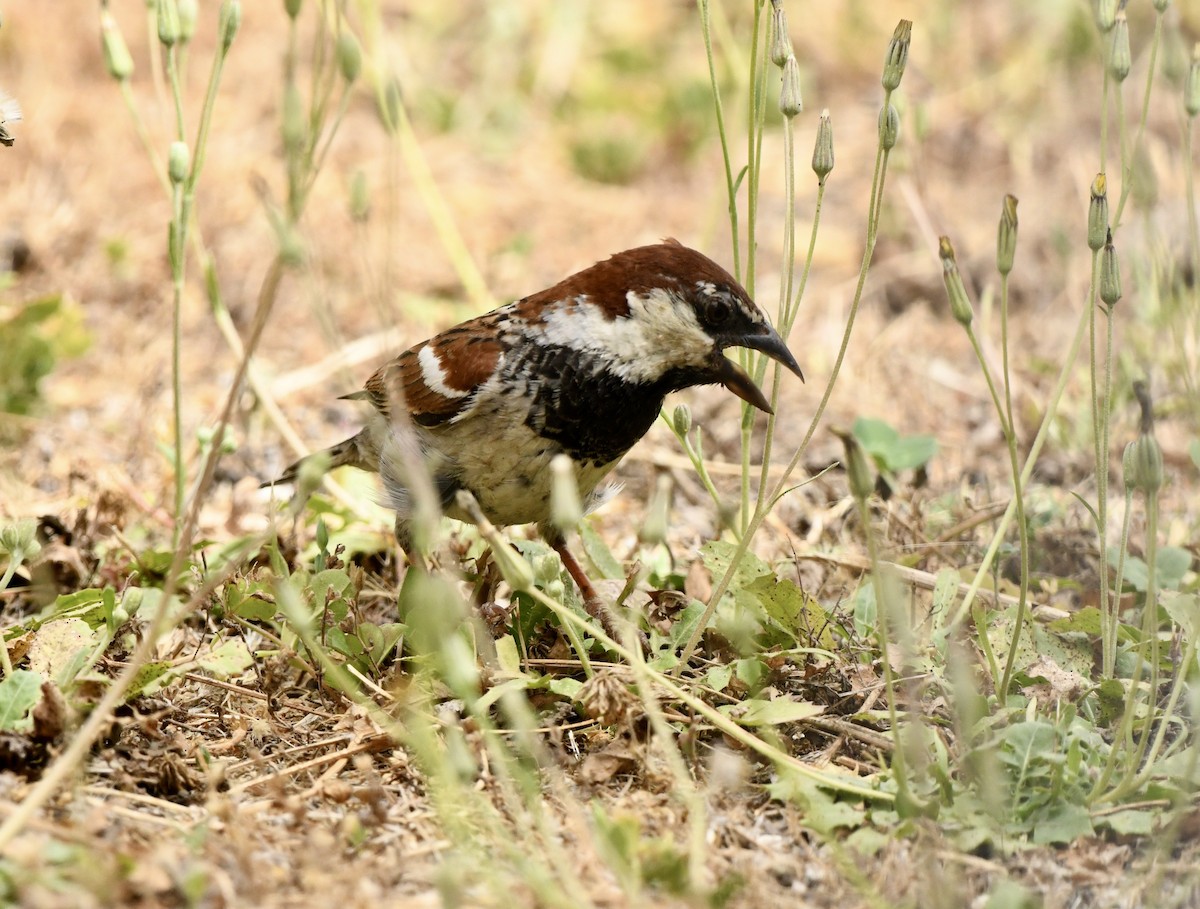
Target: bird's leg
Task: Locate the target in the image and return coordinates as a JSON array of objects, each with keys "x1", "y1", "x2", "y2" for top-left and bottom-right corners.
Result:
[{"x1": 548, "y1": 535, "x2": 625, "y2": 642}]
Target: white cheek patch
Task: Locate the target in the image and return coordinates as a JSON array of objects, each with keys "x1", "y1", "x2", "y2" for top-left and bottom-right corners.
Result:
[
  {"x1": 536, "y1": 288, "x2": 713, "y2": 383},
  {"x1": 419, "y1": 344, "x2": 470, "y2": 399}
]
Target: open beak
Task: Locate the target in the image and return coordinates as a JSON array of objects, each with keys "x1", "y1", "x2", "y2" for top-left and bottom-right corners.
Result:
[{"x1": 712, "y1": 326, "x2": 804, "y2": 415}]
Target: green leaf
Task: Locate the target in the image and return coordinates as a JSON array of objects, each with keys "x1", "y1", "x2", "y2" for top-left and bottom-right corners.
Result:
[
  {"x1": 1162, "y1": 593, "x2": 1200, "y2": 642},
  {"x1": 1111, "y1": 546, "x2": 1193, "y2": 593},
  {"x1": 197, "y1": 639, "x2": 253, "y2": 678},
  {"x1": 1031, "y1": 801, "x2": 1093, "y2": 844},
  {"x1": 0, "y1": 670, "x2": 43, "y2": 731},
  {"x1": 705, "y1": 664, "x2": 732, "y2": 693},
  {"x1": 852, "y1": 416, "x2": 937, "y2": 472},
  {"x1": 580, "y1": 520, "x2": 623, "y2": 580},
  {"x1": 26, "y1": 618, "x2": 98, "y2": 683},
  {"x1": 720, "y1": 697, "x2": 822, "y2": 726},
  {"x1": 1098, "y1": 808, "x2": 1155, "y2": 836}
]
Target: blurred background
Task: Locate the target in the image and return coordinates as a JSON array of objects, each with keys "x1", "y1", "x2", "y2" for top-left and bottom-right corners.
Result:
[{"x1": 0, "y1": 0, "x2": 1196, "y2": 534}]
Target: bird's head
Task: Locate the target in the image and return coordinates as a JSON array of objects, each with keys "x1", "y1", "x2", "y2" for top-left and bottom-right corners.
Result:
[{"x1": 525, "y1": 240, "x2": 803, "y2": 413}]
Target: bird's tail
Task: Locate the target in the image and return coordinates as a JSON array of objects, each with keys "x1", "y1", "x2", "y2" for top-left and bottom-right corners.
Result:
[{"x1": 261, "y1": 429, "x2": 378, "y2": 488}]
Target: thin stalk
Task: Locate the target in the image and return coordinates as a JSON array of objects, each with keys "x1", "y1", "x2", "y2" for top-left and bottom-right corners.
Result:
[
  {"x1": 697, "y1": 0, "x2": 740, "y2": 280},
  {"x1": 678, "y1": 114, "x2": 895, "y2": 668},
  {"x1": 950, "y1": 251, "x2": 1100, "y2": 628}
]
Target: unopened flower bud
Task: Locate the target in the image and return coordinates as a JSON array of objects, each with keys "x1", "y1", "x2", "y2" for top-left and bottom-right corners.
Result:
[
  {"x1": 284, "y1": 0, "x2": 302, "y2": 20},
  {"x1": 0, "y1": 519, "x2": 39, "y2": 560},
  {"x1": 1109, "y1": 12, "x2": 1131, "y2": 82},
  {"x1": 157, "y1": 0, "x2": 180, "y2": 47},
  {"x1": 940, "y1": 236, "x2": 973, "y2": 327},
  {"x1": 101, "y1": 11, "x2": 135, "y2": 82},
  {"x1": 1153, "y1": 0, "x2": 1170, "y2": 13},
  {"x1": 672, "y1": 403, "x2": 691, "y2": 435},
  {"x1": 1099, "y1": 230, "x2": 1122, "y2": 310},
  {"x1": 1127, "y1": 432, "x2": 1164, "y2": 495},
  {"x1": 1088, "y1": 173, "x2": 1108, "y2": 251},
  {"x1": 177, "y1": 0, "x2": 197, "y2": 44},
  {"x1": 379, "y1": 77, "x2": 403, "y2": 134},
  {"x1": 779, "y1": 56, "x2": 803, "y2": 119},
  {"x1": 882, "y1": 20, "x2": 912, "y2": 92},
  {"x1": 770, "y1": 3, "x2": 792, "y2": 68},
  {"x1": 337, "y1": 32, "x2": 361, "y2": 83},
  {"x1": 812, "y1": 109, "x2": 834, "y2": 180},
  {"x1": 219, "y1": 1, "x2": 241, "y2": 52},
  {"x1": 549, "y1": 454, "x2": 583, "y2": 532},
  {"x1": 878, "y1": 103, "x2": 900, "y2": 150},
  {"x1": 639, "y1": 474, "x2": 673, "y2": 546},
  {"x1": 997, "y1": 194, "x2": 1018, "y2": 276},
  {"x1": 1095, "y1": 0, "x2": 1117, "y2": 32},
  {"x1": 168, "y1": 141, "x2": 189, "y2": 184},
  {"x1": 1186, "y1": 44, "x2": 1200, "y2": 118},
  {"x1": 834, "y1": 429, "x2": 875, "y2": 502}
]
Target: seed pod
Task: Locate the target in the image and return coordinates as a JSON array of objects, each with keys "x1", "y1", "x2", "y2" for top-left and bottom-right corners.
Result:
[
  {"x1": 219, "y1": 1, "x2": 241, "y2": 52},
  {"x1": 168, "y1": 141, "x2": 189, "y2": 185},
  {"x1": 1099, "y1": 230, "x2": 1122, "y2": 311},
  {"x1": 878, "y1": 103, "x2": 900, "y2": 150},
  {"x1": 157, "y1": 0, "x2": 180, "y2": 47},
  {"x1": 672, "y1": 403, "x2": 692, "y2": 435},
  {"x1": 769, "y1": 3, "x2": 792, "y2": 68},
  {"x1": 101, "y1": 10, "x2": 135, "y2": 81},
  {"x1": 882, "y1": 20, "x2": 912, "y2": 91},
  {"x1": 940, "y1": 236, "x2": 974, "y2": 327},
  {"x1": 779, "y1": 56, "x2": 803, "y2": 119},
  {"x1": 1185, "y1": 44, "x2": 1200, "y2": 118},
  {"x1": 337, "y1": 32, "x2": 361, "y2": 83},
  {"x1": 1095, "y1": 0, "x2": 1117, "y2": 32},
  {"x1": 812, "y1": 109, "x2": 834, "y2": 180},
  {"x1": 996, "y1": 194, "x2": 1018, "y2": 276},
  {"x1": 1087, "y1": 173, "x2": 1108, "y2": 251},
  {"x1": 1109, "y1": 12, "x2": 1131, "y2": 82}
]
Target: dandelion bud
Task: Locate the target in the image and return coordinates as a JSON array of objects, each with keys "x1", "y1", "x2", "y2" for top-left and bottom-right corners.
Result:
[
  {"x1": 156, "y1": 0, "x2": 180, "y2": 47},
  {"x1": 219, "y1": 0, "x2": 241, "y2": 52},
  {"x1": 1186, "y1": 44, "x2": 1200, "y2": 118},
  {"x1": 770, "y1": 3, "x2": 792, "y2": 68},
  {"x1": 0, "y1": 518, "x2": 39, "y2": 560},
  {"x1": 1127, "y1": 382, "x2": 1164, "y2": 496},
  {"x1": 284, "y1": 0, "x2": 302, "y2": 20},
  {"x1": 997, "y1": 194, "x2": 1018, "y2": 276},
  {"x1": 779, "y1": 56, "x2": 803, "y2": 118},
  {"x1": 101, "y1": 11, "x2": 135, "y2": 82},
  {"x1": 549, "y1": 454, "x2": 583, "y2": 532},
  {"x1": 1087, "y1": 173, "x2": 1108, "y2": 251},
  {"x1": 639, "y1": 474, "x2": 673, "y2": 546},
  {"x1": 812, "y1": 109, "x2": 834, "y2": 180},
  {"x1": 1099, "y1": 230, "x2": 1122, "y2": 311},
  {"x1": 1095, "y1": 0, "x2": 1117, "y2": 32},
  {"x1": 1152, "y1": 0, "x2": 1170, "y2": 13},
  {"x1": 167, "y1": 141, "x2": 189, "y2": 185},
  {"x1": 878, "y1": 103, "x2": 900, "y2": 150},
  {"x1": 882, "y1": 20, "x2": 912, "y2": 91},
  {"x1": 834, "y1": 429, "x2": 875, "y2": 503},
  {"x1": 672, "y1": 403, "x2": 692, "y2": 435},
  {"x1": 1122, "y1": 440, "x2": 1137, "y2": 494},
  {"x1": 939, "y1": 236, "x2": 974, "y2": 327},
  {"x1": 1109, "y1": 12, "x2": 1131, "y2": 82},
  {"x1": 177, "y1": 0, "x2": 197, "y2": 44},
  {"x1": 337, "y1": 32, "x2": 361, "y2": 83}
]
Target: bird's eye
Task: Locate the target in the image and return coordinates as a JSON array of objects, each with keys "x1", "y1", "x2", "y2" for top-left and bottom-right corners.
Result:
[{"x1": 700, "y1": 291, "x2": 734, "y2": 328}]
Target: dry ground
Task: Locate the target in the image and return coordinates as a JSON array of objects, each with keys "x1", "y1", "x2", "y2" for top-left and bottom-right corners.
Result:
[{"x1": 1, "y1": 1, "x2": 1199, "y2": 906}]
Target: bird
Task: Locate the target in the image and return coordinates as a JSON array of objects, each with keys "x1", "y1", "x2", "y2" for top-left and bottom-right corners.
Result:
[{"x1": 267, "y1": 240, "x2": 803, "y2": 638}]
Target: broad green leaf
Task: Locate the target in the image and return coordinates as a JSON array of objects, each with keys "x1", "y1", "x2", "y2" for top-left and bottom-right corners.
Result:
[
  {"x1": 197, "y1": 639, "x2": 253, "y2": 678},
  {"x1": 720, "y1": 697, "x2": 822, "y2": 726},
  {"x1": 705, "y1": 664, "x2": 732, "y2": 692},
  {"x1": 0, "y1": 669, "x2": 43, "y2": 730},
  {"x1": 580, "y1": 520, "x2": 624, "y2": 580},
  {"x1": 26, "y1": 618, "x2": 97, "y2": 681},
  {"x1": 495, "y1": 634, "x2": 522, "y2": 675},
  {"x1": 1162, "y1": 593, "x2": 1200, "y2": 642},
  {"x1": 1098, "y1": 808, "x2": 1155, "y2": 836},
  {"x1": 1031, "y1": 801, "x2": 1093, "y2": 844}
]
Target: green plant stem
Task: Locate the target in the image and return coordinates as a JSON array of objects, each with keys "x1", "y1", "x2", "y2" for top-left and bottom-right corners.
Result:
[
  {"x1": 995, "y1": 272, "x2": 1032, "y2": 698},
  {"x1": 678, "y1": 105, "x2": 894, "y2": 669},
  {"x1": 950, "y1": 251, "x2": 1100, "y2": 627},
  {"x1": 697, "y1": 0, "x2": 740, "y2": 281},
  {"x1": 1112, "y1": 12, "x2": 1162, "y2": 229},
  {"x1": 1106, "y1": 487, "x2": 1134, "y2": 679},
  {"x1": 962, "y1": 324, "x2": 1029, "y2": 697}
]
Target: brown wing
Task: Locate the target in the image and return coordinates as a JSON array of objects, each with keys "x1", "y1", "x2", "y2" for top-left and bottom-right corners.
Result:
[{"x1": 353, "y1": 317, "x2": 505, "y2": 428}]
